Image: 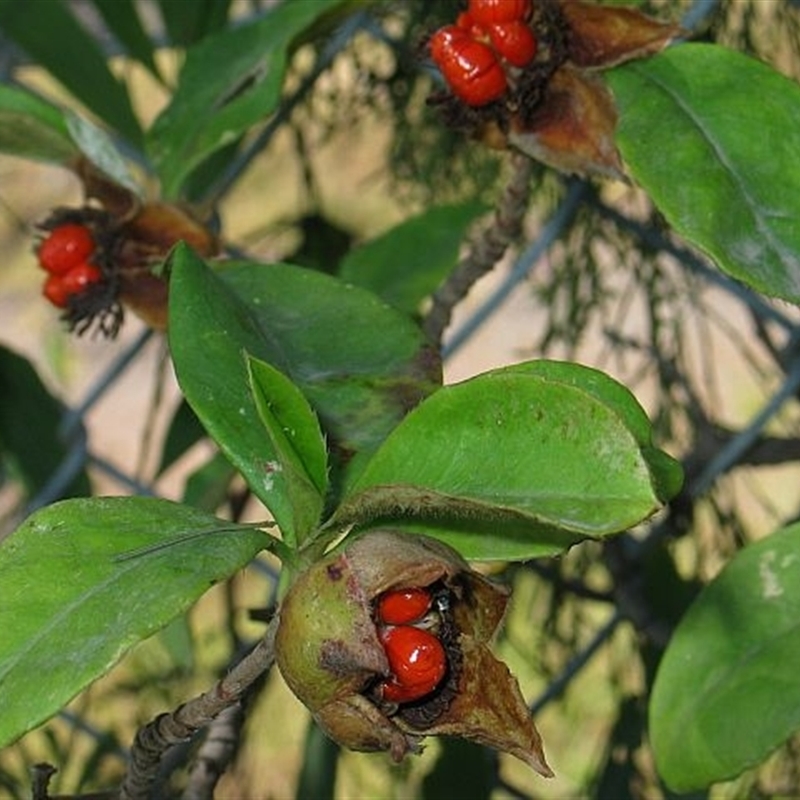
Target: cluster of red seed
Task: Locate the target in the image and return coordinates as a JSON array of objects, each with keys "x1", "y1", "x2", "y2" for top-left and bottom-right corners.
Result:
[
  {"x1": 37, "y1": 223, "x2": 103, "y2": 309},
  {"x1": 429, "y1": 0, "x2": 537, "y2": 106},
  {"x1": 374, "y1": 586, "x2": 448, "y2": 704}
]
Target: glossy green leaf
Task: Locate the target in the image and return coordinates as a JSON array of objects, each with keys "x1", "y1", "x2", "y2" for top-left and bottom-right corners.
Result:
[
  {"x1": 0, "y1": 0, "x2": 142, "y2": 144},
  {"x1": 218, "y1": 260, "x2": 440, "y2": 454},
  {"x1": 0, "y1": 497, "x2": 269, "y2": 748},
  {"x1": 168, "y1": 246, "x2": 306, "y2": 544},
  {"x1": 0, "y1": 84, "x2": 77, "y2": 163},
  {"x1": 497, "y1": 360, "x2": 682, "y2": 502},
  {"x1": 339, "y1": 201, "x2": 487, "y2": 313},
  {"x1": 247, "y1": 356, "x2": 328, "y2": 540},
  {"x1": 91, "y1": 0, "x2": 161, "y2": 79},
  {"x1": 609, "y1": 44, "x2": 800, "y2": 302},
  {"x1": 0, "y1": 345, "x2": 89, "y2": 499},
  {"x1": 335, "y1": 361, "x2": 676, "y2": 560},
  {"x1": 169, "y1": 248, "x2": 435, "y2": 543},
  {"x1": 650, "y1": 523, "x2": 800, "y2": 791},
  {"x1": 148, "y1": 0, "x2": 344, "y2": 197}
]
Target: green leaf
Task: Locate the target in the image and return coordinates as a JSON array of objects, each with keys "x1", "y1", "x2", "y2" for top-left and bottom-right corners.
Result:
[
  {"x1": 339, "y1": 201, "x2": 487, "y2": 313},
  {"x1": 0, "y1": 0, "x2": 142, "y2": 144},
  {"x1": 156, "y1": 0, "x2": 232, "y2": 47},
  {"x1": 0, "y1": 345, "x2": 90, "y2": 499},
  {"x1": 497, "y1": 360, "x2": 682, "y2": 502},
  {"x1": 335, "y1": 361, "x2": 676, "y2": 560},
  {"x1": 296, "y1": 721, "x2": 339, "y2": 800},
  {"x1": 218, "y1": 260, "x2": 440, "y2": 455},
  {"x1": 0, "y1": 497, "x2": 269, "y2": 748},
  {"x1": 608, "y1": 44, "x2": 800, "y2": 302},
  {"x1": 168, "y1": 247, "x2": 438, "y2": 542},
  {"x1": 148, "y1": 0, "x2": 345, "y2": 197},
  {"x1": 0, "y1": 84, "x2": 77, "y2": 163},
  {"x1": 91, "y1": 0, "x2": 161, "y2": 80},
  {"x1": 247, "y1": 355, "x2": 328, "y2": 541},
  {"x1": 182, "y1": 452, "x2": 237, "y2": 512},
  {"x1": 422, "y1": 738, "x2": 495, "y2": 800},
  {"x1": 168, "y1": 246, "x2": 307, "y2": 544},
  {"x1": 650, "y1": 523, "x2": 800, "y2": 792}
]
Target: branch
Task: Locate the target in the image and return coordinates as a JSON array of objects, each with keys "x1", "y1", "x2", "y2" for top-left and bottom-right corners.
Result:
[
  {"x1": 180, "y1": 705, "x2": 244, "y2": 800},
  {"x1": 423, "y1": 151, "x2": 533, "y2": 347},
  {"x1": 119, "y1": 619, "x2": 278, "y2": 800}
]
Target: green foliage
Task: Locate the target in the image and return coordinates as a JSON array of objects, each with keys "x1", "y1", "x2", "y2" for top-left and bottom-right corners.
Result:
[
  {"x1": 147, "y1": 0, "x2": 346, "y2": 197},
  {"x1": 0, "y1": 0, "x2": 798, "y2": 796},
  {"x1": 0, "y1": 497, "x2": 268, "y2": 748},
  {"x1": 333, "y1": 361, "x2": 679, "y2": 560},
  {"x1": 339, "y1": 201, "x2": 487, "y2": 313},
  {"x1": 0, "y1": 0, "x2": 143, "y2": 144},
  {"x1": 651, "y1": 523, "x2": 800, "y2": 791},
  {"x1": 609, "y1": 44, "x2": 800, "y2": 302},
  {"x1": 0, "y1": 84, "x2": 77, "y2": 163}
]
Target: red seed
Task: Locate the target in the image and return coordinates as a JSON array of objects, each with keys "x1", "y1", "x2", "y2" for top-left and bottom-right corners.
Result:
[
  {"x1": 487, "y1": 20, "x2": 538, "y2": 67},
  {"x1": 38, "y1": 224, "x2": 95, "y2": 275},
  {"x1": 379, "y1": 625, "x2": 447, "y2": 703},
  {"x1": 377, "y1": 587, "x2": 433, "y2": 625},
  {"x1": 430, "y1": 25, "x2": 507, "y2": 106},
  {"x1": 42, "y1": 274, "x2": 70, "y2": 308},
  {"x1": 60, "y1": 262, "x2": 103, "y2": 297},
  {"x1": 468, "y1": 0, "x2": 531, "y2": 26}
]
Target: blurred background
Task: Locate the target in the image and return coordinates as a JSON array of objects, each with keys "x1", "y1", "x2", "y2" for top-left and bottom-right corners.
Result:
[{"x1": 2, "y1": 1, "x2": 800, "y2": 798}]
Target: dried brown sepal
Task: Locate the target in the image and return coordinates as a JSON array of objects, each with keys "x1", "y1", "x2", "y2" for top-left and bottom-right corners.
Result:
[
  {"x1": 275, "y1": 530, "x2": 552, "y2": 775},
  {"x1": 115, "y1": 201, "x2": 219, "y2": 330},
  {"x1": 559, "y1": 0, "x2": 682, "y2": 69},
  {"x1": 408, "y1": 636, "x2": 553, "y2": 777},
  {"x1": 510, "y1": 65, "x2": 624, "y2": 179}
]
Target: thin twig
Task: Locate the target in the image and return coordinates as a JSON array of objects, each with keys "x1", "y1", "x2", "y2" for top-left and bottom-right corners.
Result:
[
  {"x1": 423, "y1": 151, "x2": 534, "y2": 347},
  {"x1": 180, "y1": 705, "x2": 244, "y2": 800},
  {"x1": 119, "y1": 619, "x2": 278, "y2": 800}
]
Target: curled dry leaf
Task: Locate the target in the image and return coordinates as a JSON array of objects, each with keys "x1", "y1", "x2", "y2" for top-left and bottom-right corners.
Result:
[{"x1": 275, "y1": 530, "x2": 553, "y2": 777}]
